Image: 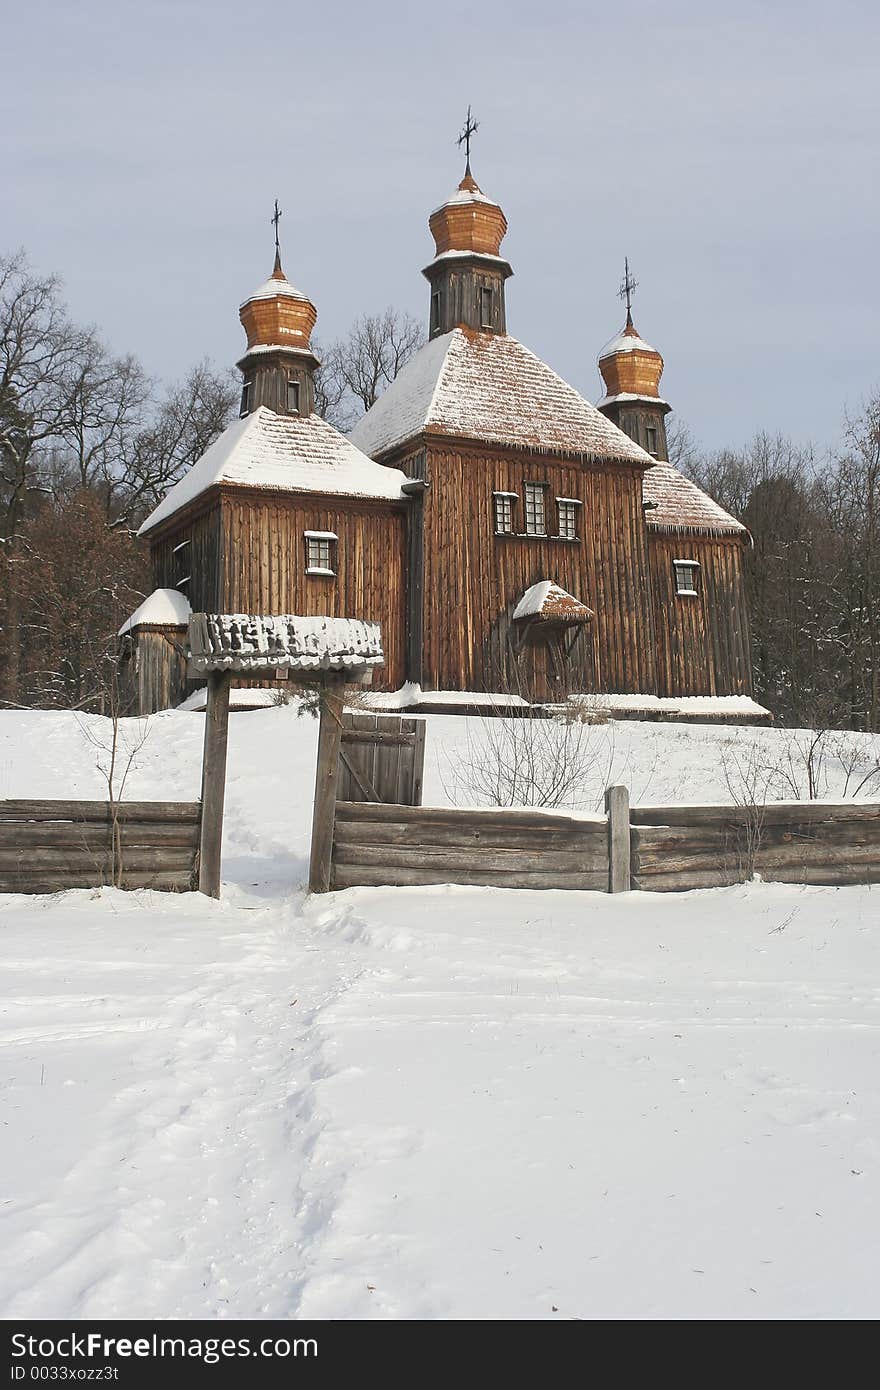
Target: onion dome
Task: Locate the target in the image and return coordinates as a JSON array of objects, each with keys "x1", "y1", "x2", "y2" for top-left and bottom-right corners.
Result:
[
  {"x1": 239, "y1": 249, "x2": 317, "y2": 355},
  {"x1": 428, "y1": 171, "x2": 508, "y2": 259},
  {"x1": 598, "y1": 311, "x2": 665, "y2": 401}
]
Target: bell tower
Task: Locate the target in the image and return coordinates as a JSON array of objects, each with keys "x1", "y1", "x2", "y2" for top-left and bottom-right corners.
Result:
[
  {"x1": 237, "y1": 201, "x2": 320, "y2": 418},
  {"x1": 422, "y1": 109, "x2": 513, "y2": 339},
  {"x1": 596, "y1": 260, "x2": 671, "y2": 461}
]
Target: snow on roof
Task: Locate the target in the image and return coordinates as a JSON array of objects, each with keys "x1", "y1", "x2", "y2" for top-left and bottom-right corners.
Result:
[
  {"x1": 139, "y1": 408, "x2": 408, "y2": 535},
  {"x1": 349, "y1": 329, "x2": 653, "y2": 466},
  {"x1": 598, "y1": 327, "x2": 660, "y2": 360},
  {"x1": 188, "y1": 613, "x2": 384, "y2": 673},
  {"x1": 118, "y1": 588, "x2": 192, "y2": 635},
  {"x1": 431, "y1": 185, "x2": 499, "y2": 214},
  {"x1": 597, "y1": 391, "x2": 670, "y2": 409},
  {"x1": 240, "y1": 275, "x2": 309, "y2": 308},
  {"x1": 643, "y1": 461, "x2": 747, "y2": 536},
  {"x1": 426, "y1": 250, "x2": 511, "y2": 267},
  {"x1": 513, "y1": 581, "x2": 595, "y2": 624}
]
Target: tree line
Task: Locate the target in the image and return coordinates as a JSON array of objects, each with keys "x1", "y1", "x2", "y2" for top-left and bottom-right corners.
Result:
[{"x1": 2, "y1": 246, "x2": 878, "y2": 730}]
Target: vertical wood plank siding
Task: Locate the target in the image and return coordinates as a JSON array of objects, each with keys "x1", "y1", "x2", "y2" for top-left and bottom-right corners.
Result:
[
  {"x1": 417, "y1": 444, "x2": 657, "y2": 698},
  {"x1": 218, "y1": 492, "x2": 407, "y2": 690},
  {"x1": 151, "y1": 504, "x2": 222, "y2": 615},
  {"x1": 647, "y1": 533, "x2": 753, "y2": 697}
]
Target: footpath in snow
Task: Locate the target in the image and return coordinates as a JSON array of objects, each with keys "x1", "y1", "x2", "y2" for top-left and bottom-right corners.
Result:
[{"x1": 0, "y1": 707, "x2": 878, "y2": 1319}]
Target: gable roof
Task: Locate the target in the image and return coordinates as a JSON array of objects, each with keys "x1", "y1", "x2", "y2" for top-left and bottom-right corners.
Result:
[
  {"x1": 348, "y1": 329, "x2": 654, "y2": 466},
  {"x1": 139, "y1": 407, "x2": 408, "y2": 535},
  {"x1": 643, "y1": 461, "x2": 747, "y2": 536}
]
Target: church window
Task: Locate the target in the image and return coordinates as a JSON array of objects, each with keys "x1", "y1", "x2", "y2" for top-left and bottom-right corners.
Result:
[
  {"x1": 673, "y1": 560, "x2": 699, "y2": 596},
  {"x1": 480, "y1": 287, "x2": 493, "y2": 328},
  {"x1": 556, "y1": 498, "x2": 581, "y2": 540},
  {"x1": 305, "y1": 531, "x2": 338, "y2": 576},
  {"x1": 524, "y1": 483, "x2": 548, "y2": 536},
  {"x1": 239, "y1": 380, "x2": 253, "y2": 417},
  {"x1": 646, "y1": 425, "x2": 658, "y2": 455},
  {"x1": 287, "y1": 379, "x2": 301, "y2": 414},
  {"x1": 493, "y1": 492, "x2": 517, "y2": 535},
  {"x1": 430, "y1": 292, "x2": 441, "y2": 333}
]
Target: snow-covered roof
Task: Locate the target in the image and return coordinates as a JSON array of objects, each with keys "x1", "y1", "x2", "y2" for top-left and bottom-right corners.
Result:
[
  {"x1": 188, "y1": 613, "x2": 384, "y2": 673},
  {"x1": 643, "y1": 461, "x2": 747, "y2": 536},
  {"x1": 118, "y1": 588, "x2": 192, "y2": 635},
  {"x1": 597, "y1": 391, "x2": 670, "y2": 409},
  {"x1": 598, "y1": 327, "x2": 660, "y2": 360},
  {"x1": 349, "y1": 330, "x2": 654, "y2": 466},
  {"x1": 240, "y1": 274, "x2": 309, "y2": 308},
  {"x1": 431, "y1": 185, "x2": 499, "y2": 214},
  {"x1": 139, "y1": 408, "x2": 408, "y2": 535},
  {"x1": 513, "y1": 581, "x2": 595, "y2": 624}
]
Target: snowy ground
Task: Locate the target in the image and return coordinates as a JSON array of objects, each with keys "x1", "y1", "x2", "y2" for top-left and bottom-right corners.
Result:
[{"x1": 1, "y1": 708, "x2": 878, "y2": 1320}]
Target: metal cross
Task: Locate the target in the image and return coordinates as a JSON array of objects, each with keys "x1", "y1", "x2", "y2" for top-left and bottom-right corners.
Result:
[
  {"x1": 457, "y1": 106, "x2": 479, "y2": 174},
  {"x1": 271, "y1": 199, "x2": 283, "y2": 253},
  {"x1": 618, "y1": 256, "x2": 638, "y2": 321}
]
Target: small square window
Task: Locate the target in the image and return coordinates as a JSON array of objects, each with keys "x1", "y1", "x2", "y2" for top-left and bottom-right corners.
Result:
[
  {"x1": 493, "y1": 493, "x2": 516, "y2": 534},
  {"x1": 674, "y1": 560, "x2": 699, "y2": 595},
  {"x1": 557, "y1": 499, "x2": 580, "y2": 540},
  {"x1": 480, "y1": 286, "x2": 493, "y2": 328},
  {"x1": 524, "y1": 483, "x2": 547, "y2": 536},
  {"x1": 287, "y1": 379, "x2": 301, "y2": 414},
  {"x1": 239, "y1": 380, "x2": 253, "y2": 417},
  {"x1": 305, "y1": 533, "x2": 337, "y2": 576}
]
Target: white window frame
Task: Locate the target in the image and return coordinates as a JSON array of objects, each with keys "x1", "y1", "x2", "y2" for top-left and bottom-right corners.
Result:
[
  {"x1": 305, "y1": 530, "x2": 338, "y2": 577},
  {"x1": 524, "y1": 482, "x2": 548, "y2": 536},
  {"x1": 673, "y1": 559, "x2": 700, "y2": 597},
  {"x1": 556, "y1": 497, "x2": 582, "y2": 540},
  {"x1": 493, "y1": 491, "x2": 517, "y2": 535}
]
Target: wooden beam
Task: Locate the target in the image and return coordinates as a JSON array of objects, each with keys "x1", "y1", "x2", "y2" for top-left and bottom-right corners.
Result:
[
  {"x1": 198, "y1": 670, "x2": 231, "y2": 898},
  {"x1": 309, "y1": 677, "x2": 346, "y2": 894},
  {"x1": 605, "y1": 784, "x2": 631, "y2": 893}
]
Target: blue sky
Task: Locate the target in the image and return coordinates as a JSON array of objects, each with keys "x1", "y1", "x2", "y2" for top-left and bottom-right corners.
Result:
[{"x1": 3, "y1": 0, "x2": 879, "y2": 454}]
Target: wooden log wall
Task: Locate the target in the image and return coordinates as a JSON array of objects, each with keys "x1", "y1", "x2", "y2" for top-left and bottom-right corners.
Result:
[
  {"x1": 124, "y1": 627, "x2": 190, "y2": 716},
  {"x1": 331, "y1": 801, "x2": 610, "y2": 890},
  {"x1": 418, "y1": 443, "x2": 657, "y2": 699},
  {"x1": 0, "y1": 801, "x2": 201, "y2": 894},
  {"x1": 218, "y1": 490, "x2": 408, "y2": 690},
  {"x1": 647, "y1": 533, "x2": 752, "y2": 698},
  {"x1": 631, "y1": 801, "x2": 880, "y2": 890}
]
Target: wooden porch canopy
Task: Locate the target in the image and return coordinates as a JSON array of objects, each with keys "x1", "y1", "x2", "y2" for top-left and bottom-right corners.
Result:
[
  {"x1": 188, "y1": 612, "x2": 385, "y2": 899},
  {"x1": 512, "y1": 581, "x2": 595, "y2": 627}
]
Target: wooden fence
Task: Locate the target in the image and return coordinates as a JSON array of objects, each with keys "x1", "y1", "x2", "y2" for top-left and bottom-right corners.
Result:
[
  {"x1": 631, "y1": 801, "x2": 880, "y2": 891},
  {"x1": 0, "y1": 800, "x2": 201, "y2": 894},
  {"x1": 338, "y1": 713, "x2": 426, "y2": 806},
  {"x1": 328, "y1": 794, "x2": 880, "y2": 894}
]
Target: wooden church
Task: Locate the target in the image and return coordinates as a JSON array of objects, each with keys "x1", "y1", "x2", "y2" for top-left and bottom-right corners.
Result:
[{"x1": 122, "y1": 137, "x2": 757, "y2": 717}]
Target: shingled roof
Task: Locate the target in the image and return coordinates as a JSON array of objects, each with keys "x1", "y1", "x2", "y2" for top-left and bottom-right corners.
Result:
[
  {"x1": 643, "y1": 461, "x2": 747, "y2": 537},
  {"x1": 349, "y1": 329, "x2": 654, "y2": 465},
  {"x1": 139, "y1": 407, "x2": 408, "y2": 535}
]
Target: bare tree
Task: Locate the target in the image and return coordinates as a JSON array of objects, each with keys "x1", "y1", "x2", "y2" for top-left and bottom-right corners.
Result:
[{"x1": 314, "y1": 308, "x2": 424, "y2": 431}]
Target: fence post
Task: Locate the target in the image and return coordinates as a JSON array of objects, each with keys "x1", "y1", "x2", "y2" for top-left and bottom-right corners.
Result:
[
  {"x1": 309, "y1": 676, "x2": 346, "y2": 893},
  {"x1": 605, "y1": 784, "x2": 631, "y2": 893},
  {"x1": 198, "y1": 670, "x2": 232, "y2": 898}
]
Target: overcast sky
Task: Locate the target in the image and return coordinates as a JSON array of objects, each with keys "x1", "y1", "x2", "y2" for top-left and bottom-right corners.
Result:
[{"x1": 3, "y1": 0, "x2": 879, "y2": 455}]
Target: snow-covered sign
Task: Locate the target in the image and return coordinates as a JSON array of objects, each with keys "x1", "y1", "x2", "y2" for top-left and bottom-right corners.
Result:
[
  {"x1": 188, "y1": 613, "x2": 384, "y2": 674},
  {"x1": 512, "y1": 581, "x2": 594, "y2": 625}
]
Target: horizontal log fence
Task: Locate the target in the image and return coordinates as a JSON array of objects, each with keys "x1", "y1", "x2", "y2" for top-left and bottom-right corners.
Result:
[
  {"x1": 0, "y1": 800, "x2": 201, "y2": 894},
  {"x1": 328, "y1": 794, "x2": 880, "y2": 895}
]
